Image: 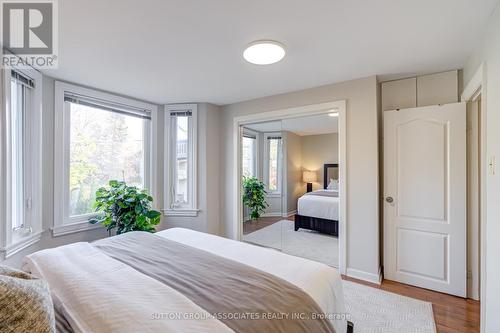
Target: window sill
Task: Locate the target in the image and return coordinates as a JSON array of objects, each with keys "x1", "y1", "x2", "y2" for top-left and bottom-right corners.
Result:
[
  {"x1": 52, "y1": 221, "x2": 104, "y2": 237},
  {"x1": 1, "y1": 231, "x2": 43, "y2": 259},
  {"x1": 163, "y1": 209, "x2": 200, "y2": 217}
]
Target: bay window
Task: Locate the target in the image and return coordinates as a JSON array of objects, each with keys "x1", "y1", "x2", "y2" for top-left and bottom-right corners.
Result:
[
  {"x1": 164, "y1": 104, "x2": 198, "y2": 216},
  {"x1": 54, "y1": 82, "x2": 157, "y2": 235}
]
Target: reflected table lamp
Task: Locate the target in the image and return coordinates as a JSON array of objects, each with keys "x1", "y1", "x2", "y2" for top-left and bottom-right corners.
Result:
[{"x1": 303, "y1": 170, "x2": 317, "y2": 193}]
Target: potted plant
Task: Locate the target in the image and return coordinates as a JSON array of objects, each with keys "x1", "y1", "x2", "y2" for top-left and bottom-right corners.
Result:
[
  {"x1": 242, "y1": 176, "x2": 269, "y2": 220},
  {"x1": 89, "y1": 180, "x2": 161, "y2": 235}
]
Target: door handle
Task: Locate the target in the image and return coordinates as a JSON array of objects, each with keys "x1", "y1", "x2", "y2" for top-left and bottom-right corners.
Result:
[{"x1": 386, "y1": 196, "x2": 394, "y2": 203}]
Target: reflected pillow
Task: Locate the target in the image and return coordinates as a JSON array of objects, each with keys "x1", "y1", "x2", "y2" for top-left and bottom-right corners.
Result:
[{"x1": 327, "y1": 179, "x2": 339, "y2": 190}]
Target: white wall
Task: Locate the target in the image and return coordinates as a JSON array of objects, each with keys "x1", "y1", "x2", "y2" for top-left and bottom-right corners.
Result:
[
  {"x1": 301, "y1": 133, "x2": 339, "y2": 191},
  {"x1": 463, "y1": 2, "x2": 500, "y2": 331},
  {"x1": 221, "y1": 76, "x2": 380, "y2": 279}
]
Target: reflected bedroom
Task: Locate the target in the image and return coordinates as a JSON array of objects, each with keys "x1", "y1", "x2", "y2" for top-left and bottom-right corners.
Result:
[{"x1": 241, "y1": 113, "x2": 340, "y2": 267}]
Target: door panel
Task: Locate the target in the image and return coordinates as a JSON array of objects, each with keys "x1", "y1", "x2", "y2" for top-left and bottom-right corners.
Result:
[
  {"x1": 397, "y1": 229, "x2": 447, "y2": 281},
  {"x1": 384, "y1": 103, "x2": 466, "y2": 297},
  {"x1": 398, "y1": 119, "x2": 447, "y2": 221}
]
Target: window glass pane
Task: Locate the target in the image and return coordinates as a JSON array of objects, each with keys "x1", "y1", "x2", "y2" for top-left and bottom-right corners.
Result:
[
  {"x1": 268, "y1": 138, "x2": 280, "y2": 191},
  {"x1": 174, "y1": 116, "x2": 189, "y2": 206},
  {"x1": 242, "y1": 136, "x2": 255, "y2": 177},
  {"x1": 10, "y1": 80, "x2": 24, "y2": 229},
  {"x1": 69, "y1": 102, "x2": 147, "y2": 216}
]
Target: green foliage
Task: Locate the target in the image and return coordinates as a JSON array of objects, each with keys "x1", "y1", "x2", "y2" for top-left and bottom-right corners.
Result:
[
  {"x1": 242, "y1": 177, "x2": 269, "y2": 220},
  {"x1": 89, "y1": 180, "x2": 161, "y2": 234},
  {"x1": 69, "y1": 105, "x2": 144, "y2": 216}
]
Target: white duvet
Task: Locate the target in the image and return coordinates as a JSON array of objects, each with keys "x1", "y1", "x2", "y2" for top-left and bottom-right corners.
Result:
[
  {"x1": 24, "y1": 228, "x2": 346, "y2": 333},
  {"x1": 298, "y1": 191, "x2": 339, "y2": 220}
]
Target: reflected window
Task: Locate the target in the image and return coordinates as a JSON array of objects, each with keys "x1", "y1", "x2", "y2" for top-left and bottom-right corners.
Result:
[{"x1": 242, "y1": 132, "x2": 257, "y2": 177}]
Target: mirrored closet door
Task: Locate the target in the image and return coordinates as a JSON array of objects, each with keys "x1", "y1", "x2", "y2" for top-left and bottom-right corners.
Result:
[
  {"x1": 241, "y1": 120, "x2": 283, "y2": 251},
  {"x1": 280, "y1": 114, "x2": 340, "y2": 267},
  {"x1": 240, "y1": 114, "x2": 340, "y2": 269}
]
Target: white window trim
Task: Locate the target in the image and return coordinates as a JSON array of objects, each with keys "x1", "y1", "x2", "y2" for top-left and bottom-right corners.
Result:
[
  {"x1": 0, "y1": 65, "x2": 43, "y2": 259},
  {"x1": 163, "y1": 104, "x2": 198, "y2": 217},
  {"x1": 53, "y1": 81, "x2": 158, "y2": 236},
  {"x1": 263, "y1": 132, "x2": 282, "y2": 196},
  {"x1": 242, "y1": 128, "x2": 259, "y2": 179}
]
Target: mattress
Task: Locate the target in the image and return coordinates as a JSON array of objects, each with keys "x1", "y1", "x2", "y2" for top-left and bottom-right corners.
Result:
[
  {"x1": 24, "y1": 228, "x2": 347, "y2": 333},
  {"x1": 298, "y1": 191, "x2": 340, "y2": 220}
]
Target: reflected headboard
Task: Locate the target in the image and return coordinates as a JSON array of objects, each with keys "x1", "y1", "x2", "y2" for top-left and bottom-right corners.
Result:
[{"x1": 323, "y1": 164, "x2": 339, "y2": 189}]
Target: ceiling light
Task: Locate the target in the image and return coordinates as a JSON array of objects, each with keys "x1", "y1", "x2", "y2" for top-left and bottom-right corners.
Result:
[
  {"x1": 243, "y1": 41, "x2": 286, "y2": 65},
  {"x1": 328, "y1": 113, "x2": 339, "y2": 117}
]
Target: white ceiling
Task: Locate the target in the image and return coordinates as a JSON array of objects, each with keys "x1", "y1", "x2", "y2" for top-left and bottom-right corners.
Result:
[
  {"x1": 245, "y1": 121, "x2": 282, "y2": 133},
  {"x1": 43, "y1": 0, "x2": 498, "y2": 105},
  {"x1": 244, "y1": 114, "x2": 338, "y2": 136}
]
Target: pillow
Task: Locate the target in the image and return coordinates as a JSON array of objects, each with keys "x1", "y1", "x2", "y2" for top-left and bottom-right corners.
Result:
[
  {"x1": 0, "y1": 265, "x2": 55, "y2": 333},
  {"x1": 327, "y1": 179, "x2": 339, "y2": 190}
]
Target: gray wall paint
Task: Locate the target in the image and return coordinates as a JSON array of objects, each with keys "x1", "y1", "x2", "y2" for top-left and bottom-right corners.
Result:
[
  {"x1": 283, "y1": 131, "x2": 302, "y2": 214},
  {"x1": 283, "y1": 132, "x2": 339, "y2": 213},
  {"x1": 3, "y1": 71, "x2": 380, "y2": 282},
  {"x1": 221, "y1": 76, "x2": 380, "y2": 278},
  {"x1": 301, "y1": 133, "x2": 339, "y2": 191}
]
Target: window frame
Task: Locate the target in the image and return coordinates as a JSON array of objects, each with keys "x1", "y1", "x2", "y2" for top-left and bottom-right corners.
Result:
[
  {"x1": 0, "y1": 66, "x2": 43, "y2": 259},
  {"x1": 263, "y1": 132, "x2": 282, "y2": 196},
  {"x1": 163, "y1": 104, "x2": 198, "y2": 217},
  {"x1": 53, "y1": 81, "x2": 158, "y2": 236},
  {"x1": 242, "y1": 128, "x2": 259, "y2": 179}
]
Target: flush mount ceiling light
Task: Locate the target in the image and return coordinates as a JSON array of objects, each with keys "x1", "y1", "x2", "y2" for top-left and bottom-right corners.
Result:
[
  {"x1": 328, "y1": 112, "x2": 339, "y2": 117},
  {"x1": 243, "y1": 40, "x2": 286, "y2": 65}
]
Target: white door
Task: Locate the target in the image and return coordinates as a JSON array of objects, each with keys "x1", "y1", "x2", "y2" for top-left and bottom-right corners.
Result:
[{"x1": 383, "y1": 103, "x2": 467, "y2": 297}]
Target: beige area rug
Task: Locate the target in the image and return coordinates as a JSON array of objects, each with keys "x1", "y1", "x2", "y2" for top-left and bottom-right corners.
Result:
[
  {"x1": 243, "y1": 220, "x2": 338, "y2": 267},
  {"x1": 343, "y1": 281, "x2": 436, "y2": 333}
]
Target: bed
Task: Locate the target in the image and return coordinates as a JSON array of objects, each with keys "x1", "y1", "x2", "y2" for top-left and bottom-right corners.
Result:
[
  {"x1": 23, "y1": 228, "x2": 353, "y2": 333},
  {"x1": 295, "y1": 164, "x2": 339, "y2": 236}
]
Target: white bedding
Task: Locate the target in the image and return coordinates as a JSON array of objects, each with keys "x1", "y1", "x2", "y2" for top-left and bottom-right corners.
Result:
[
  {"x1": 25, "y1": 241, "x2": 232, "y2": 333},
  {"x1": 298, "y1": 190, "x2": 339, "y2": 220},
  {"x1": 24, "y1": 228, "x2": 346, "y2": 333}
]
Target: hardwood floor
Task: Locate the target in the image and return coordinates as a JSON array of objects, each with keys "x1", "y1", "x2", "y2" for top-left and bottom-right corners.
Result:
[
  {"x1": 343, "y1": 276, "x2": 480, "y2": 333},
  {"x1": 242, "y1": 216, "x2": 293, "y2": 235}
]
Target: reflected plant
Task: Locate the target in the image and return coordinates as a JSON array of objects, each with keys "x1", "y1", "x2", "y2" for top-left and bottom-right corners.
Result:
[
  {"x1": 242, "y1": 176, "x2": 269, "y2": 220},
  {"x1": 89, "y1": 180, "x2": 161, "y2": 235}
]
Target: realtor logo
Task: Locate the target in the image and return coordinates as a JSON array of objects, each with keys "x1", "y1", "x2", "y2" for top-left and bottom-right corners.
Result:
[{"x1": 1, "y1": 0, "x2": 58, "y2": 68}]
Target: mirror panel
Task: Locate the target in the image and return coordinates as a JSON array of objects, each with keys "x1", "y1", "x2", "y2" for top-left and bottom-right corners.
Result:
[
  {"x1": 241, "y1": 120, "x2": 283, "y2": 251},
  {"x1": 240, "y1": 113, "x2": 340, "y2": 268}
]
